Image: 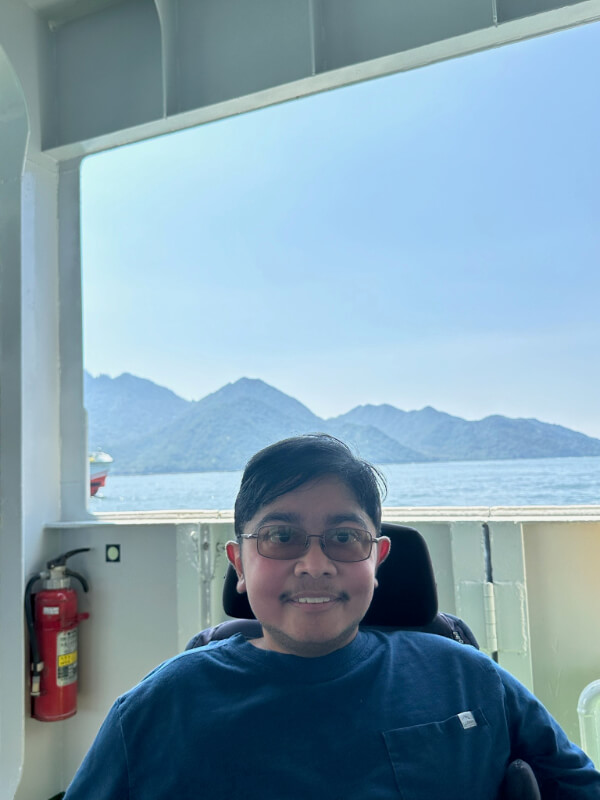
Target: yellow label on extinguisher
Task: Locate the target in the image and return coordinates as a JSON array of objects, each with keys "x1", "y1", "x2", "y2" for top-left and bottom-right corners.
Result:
[{"x1": 56, "y1": 628, "x2": 78, "y2": 687}]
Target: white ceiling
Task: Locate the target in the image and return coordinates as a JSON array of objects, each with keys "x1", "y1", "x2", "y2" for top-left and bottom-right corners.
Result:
[{"x1": 7, "y1": 0, "x2": 600, "y2": 161}]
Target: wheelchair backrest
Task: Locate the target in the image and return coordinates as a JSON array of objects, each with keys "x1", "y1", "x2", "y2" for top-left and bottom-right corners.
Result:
[{"x1": 186, "y1": 523, "x2": 479, "y2": 650}]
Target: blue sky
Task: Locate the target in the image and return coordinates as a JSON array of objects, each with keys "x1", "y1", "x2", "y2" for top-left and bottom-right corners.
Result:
[{"x1": 82, "y1": 21, "x2": 600, "y2": 437}]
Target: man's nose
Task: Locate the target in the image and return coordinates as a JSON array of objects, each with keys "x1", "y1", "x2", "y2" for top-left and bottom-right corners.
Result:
[{"x1": 293, "y1": 536, "x2": 338, "y2": 577}]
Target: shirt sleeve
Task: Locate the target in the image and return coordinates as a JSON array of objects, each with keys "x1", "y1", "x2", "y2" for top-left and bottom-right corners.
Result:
[
  {"x1": 63, "y1": 700, "x2": 130, "y2": 800},
  {"x1": 499, "y1": 665, "x2": 600, "y2": 798}
]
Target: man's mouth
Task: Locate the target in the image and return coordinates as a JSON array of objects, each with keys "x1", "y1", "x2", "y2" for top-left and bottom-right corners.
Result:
[
  {"x1": 282, "y1": 591, "x2": 348, "y2": 604},
  {"x1": 296, "y1": 597, "x2": 333, "y2": 604}
]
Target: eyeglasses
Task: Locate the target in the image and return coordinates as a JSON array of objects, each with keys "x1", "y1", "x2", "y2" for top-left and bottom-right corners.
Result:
[{"x1": 239, "y1": 525, "x2": 378, "y2": 562}]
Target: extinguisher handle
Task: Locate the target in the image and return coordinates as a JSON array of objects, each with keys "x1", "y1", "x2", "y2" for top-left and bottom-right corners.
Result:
[
  {"x1": 46, "y1": 547, "x2": 91, "y2": 569},
  {"x1": 66, "y1": 568, "x2": 89, "y2": 593}
]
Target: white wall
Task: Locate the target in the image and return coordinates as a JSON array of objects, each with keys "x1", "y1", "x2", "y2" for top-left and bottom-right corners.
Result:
[
  {"x1": 523, "y1": 520, "x2": 600, "y2": 743},
  {"x1": 0, "y1": 40, "x2": 29, "y2": 800}
]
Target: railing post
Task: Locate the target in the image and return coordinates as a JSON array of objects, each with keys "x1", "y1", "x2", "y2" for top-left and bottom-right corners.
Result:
[{"x1": 578, "y1": 680, "x2": 600, "y2": 768}]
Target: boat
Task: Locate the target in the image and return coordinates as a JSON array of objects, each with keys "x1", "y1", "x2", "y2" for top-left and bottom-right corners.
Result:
[{"x1": 89, "y1": 451, "x2": 113, "y2": 496}]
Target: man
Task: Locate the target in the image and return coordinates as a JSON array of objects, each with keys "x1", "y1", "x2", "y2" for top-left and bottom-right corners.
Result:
[{"x1": 64, "y1": 434, "x2": 600, "y2": 798}]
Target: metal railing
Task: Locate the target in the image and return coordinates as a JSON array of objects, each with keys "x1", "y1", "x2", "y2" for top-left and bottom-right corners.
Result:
[{"x1": 578, "y1": 681, "x2": 600, "y2": 768}]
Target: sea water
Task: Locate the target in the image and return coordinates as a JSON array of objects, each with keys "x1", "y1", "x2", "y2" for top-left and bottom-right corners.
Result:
[{"x1": 90, "y1": 456, "x2": 600, "y2": 512}]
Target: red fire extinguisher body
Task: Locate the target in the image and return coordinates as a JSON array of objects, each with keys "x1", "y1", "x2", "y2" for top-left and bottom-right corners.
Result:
[
  {"x1": 26, "y1": 548, "x2": 91, "y2": 722},
  {"x1": 33, "y1": 587, "x2": 88, "y2": 721}
]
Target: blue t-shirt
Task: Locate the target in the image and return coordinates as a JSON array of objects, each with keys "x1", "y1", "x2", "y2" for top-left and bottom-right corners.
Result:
[{"x1": 64, "y1": 630, "x2": 600, "y2": 799}]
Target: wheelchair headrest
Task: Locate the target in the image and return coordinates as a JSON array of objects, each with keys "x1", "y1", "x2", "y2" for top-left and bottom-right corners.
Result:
[{"x1": 223, "y1": 522, "x2": 438, "y2": 627}]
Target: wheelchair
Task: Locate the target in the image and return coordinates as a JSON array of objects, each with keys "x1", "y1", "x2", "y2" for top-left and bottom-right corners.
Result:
[{"x1": 187, "y1": 523, "x2": 541, "y2": 800}]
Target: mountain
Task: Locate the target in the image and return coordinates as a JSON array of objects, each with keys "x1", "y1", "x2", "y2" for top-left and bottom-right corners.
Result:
[
  {"x1": 332, "y1": 405, "x2": 450, "y2": 454},
  {"x1": 84, "y1": 372, "x2": 600, "y2": 474},
  {"x1": 87, "y1": 377, "x2": 427, "y2": 474},
  {"x1": 334, "y1": 404, "x2": 600, "y2": 461},
  {"x1": 109, "y1": 378, "x2": 321, "y2": 474},
  {"x1": 197, "y1": 377, "x2": 320, "y2": 429},
  {"x1": 322, "y1": 420, "x2": 429, "y2": 465},
  {"x1": 85, "y1": 371, "x2": 190, "y2": 450}
]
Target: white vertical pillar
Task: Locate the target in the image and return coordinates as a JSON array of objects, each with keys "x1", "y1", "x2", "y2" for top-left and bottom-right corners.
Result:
[
  {"x1": 58, "y1": 156, "x2": 91, "y2": 522},
  {"x1": 0, "y1": 44, "x2": 29, "y2": 800},
  {"x1": 15, "y1": 153, "x2": 67, "y2": 800}
]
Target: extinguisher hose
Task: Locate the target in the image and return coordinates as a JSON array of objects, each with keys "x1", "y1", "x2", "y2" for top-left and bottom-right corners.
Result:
[{"x1": 24, "y1": 574, "x2": 44, "y2": 686}]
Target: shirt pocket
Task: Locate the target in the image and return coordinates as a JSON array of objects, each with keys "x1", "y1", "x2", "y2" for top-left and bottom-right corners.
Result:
[{"x1": 383, "y1": 708, "x2": 499, "y2": 800}]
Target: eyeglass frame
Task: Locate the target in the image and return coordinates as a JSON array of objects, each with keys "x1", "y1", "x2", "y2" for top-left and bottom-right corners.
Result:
[{"x1": 237, "y1": 526, "x2": 381, "y2": 563}]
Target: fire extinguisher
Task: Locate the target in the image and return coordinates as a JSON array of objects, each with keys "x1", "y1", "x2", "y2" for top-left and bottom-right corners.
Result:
[{"x1": 25, "y1": 548, "x2": 91, "y2": 722}]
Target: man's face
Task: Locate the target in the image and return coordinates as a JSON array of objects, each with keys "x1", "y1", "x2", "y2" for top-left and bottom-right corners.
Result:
[{"x1": 226, "y1": 476, "x2": 390, "y2": 657}]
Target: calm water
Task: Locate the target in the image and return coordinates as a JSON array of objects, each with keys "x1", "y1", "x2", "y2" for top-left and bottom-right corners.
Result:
[{"x1": 91, "y1": 456, "x2": 600, "y2": 512}]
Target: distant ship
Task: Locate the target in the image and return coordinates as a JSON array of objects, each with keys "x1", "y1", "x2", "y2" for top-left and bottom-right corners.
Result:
[{"x1": 89, "y1": 450, "x2": 113, "y2": 496}]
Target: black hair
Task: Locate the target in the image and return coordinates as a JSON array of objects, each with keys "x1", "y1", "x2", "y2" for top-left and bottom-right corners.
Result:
[{"x1": 234, "y1": 433, "x2": 386, "y2": 537}]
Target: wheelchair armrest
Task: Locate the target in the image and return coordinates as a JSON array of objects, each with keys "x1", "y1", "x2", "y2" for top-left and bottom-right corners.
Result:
[{"x1": 498, "y1": 759, "x2": 541, "y2": 800}]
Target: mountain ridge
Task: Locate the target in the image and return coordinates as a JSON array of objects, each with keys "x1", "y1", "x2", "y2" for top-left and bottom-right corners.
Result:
[
  {"x1": 333, "y1": 403, "x2": 600, "y2": 461},
  {"x1": 85, "y1": 372, "x2": 600, "y2": 474}
]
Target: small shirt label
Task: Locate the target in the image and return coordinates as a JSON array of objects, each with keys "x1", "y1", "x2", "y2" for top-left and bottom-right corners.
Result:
[{"x1": 458, "y1": 711, "x2": 477, "y2": 729}]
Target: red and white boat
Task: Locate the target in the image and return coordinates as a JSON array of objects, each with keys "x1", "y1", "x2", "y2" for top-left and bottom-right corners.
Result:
[{"x1": 89, "y1": 451, "x2": 113, "y2": 496}]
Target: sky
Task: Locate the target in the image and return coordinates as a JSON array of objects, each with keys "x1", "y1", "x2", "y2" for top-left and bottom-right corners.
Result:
[{"x1": 81, "y1": 20, "x2": 600, "y2": 437}]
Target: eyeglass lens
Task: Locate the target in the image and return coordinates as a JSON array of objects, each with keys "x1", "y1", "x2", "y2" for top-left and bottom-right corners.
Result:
[{"x1": 256, "y1": 525, "x2": 373, "y2": 562}]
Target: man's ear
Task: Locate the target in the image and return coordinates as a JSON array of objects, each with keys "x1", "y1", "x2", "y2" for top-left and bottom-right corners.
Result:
[
  {"x1": 226, "y1": 541, "x2": 247, "y2": 594},
  {"x1": 373, "y1": 536, "x2": 391, "y2": 589}
]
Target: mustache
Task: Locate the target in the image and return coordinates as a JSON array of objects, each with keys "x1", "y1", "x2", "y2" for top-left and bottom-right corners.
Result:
[{"x1": 279, "y1": 587, "x2": 350, "y2": 602}]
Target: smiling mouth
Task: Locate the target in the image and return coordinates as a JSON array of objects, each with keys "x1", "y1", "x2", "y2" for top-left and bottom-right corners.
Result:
[
  {"x1": 283, "y1": 591, "x2": 349, "y2": 605},
  {"x1": 296, "y1": 597, "x2": 333, "y2": 604}
]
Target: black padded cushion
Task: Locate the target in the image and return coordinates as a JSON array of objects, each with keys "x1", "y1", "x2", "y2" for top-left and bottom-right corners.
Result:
[
  {"x1": 223, "y1": 523, "x2": 438, "y2": 627},
  {"x1": 363, "y1": 523, "x2": 437, "y2": 626},
  {"x1": 222, "y1": 562, "x2": 254, "y2": 619}
]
